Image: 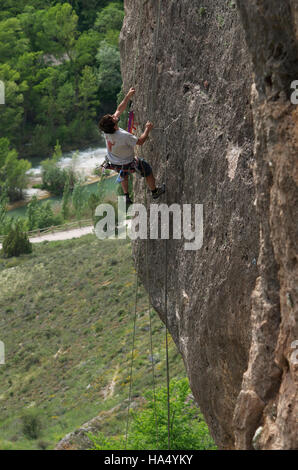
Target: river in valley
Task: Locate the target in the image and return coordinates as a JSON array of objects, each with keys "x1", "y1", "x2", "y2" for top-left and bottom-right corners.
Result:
[{"x1": 8, "y1": 146, "x2": 108, "y2": 217}]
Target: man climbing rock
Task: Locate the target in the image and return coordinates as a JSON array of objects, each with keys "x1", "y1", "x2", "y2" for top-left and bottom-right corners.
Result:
[{"x1": 99, "y1": 87, "x2": 165, "y2": 205}]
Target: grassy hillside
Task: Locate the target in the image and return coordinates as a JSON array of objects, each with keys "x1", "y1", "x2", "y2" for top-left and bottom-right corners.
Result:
[{"x1": 0, "y1": 235, "x2": 186, "y2": 450}]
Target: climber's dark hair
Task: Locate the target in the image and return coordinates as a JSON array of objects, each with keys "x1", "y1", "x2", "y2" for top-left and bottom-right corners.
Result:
[{"x1": 99, "y1": 114, "x2": 116, "y2": 134}]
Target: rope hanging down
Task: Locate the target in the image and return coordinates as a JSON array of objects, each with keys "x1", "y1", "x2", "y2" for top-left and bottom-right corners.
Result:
[
  {"x1": 125, "y1": 262, "x2": 139, "y2": 448},
  {"x1": 147, "y1": 0, "x2": 171, "y2": 451},
  {"x1": 125, "y1": 0, "x2": 172, "y2": 451},
  {"x1": 125, "y1": 0, "x2": 160, "y2": 450},
  {"x1": 124, "y1": 1, "x2": 144, "y2": 449},
  {"x1": 163, "y1": 127, "x2": 171, "y2": 451}
]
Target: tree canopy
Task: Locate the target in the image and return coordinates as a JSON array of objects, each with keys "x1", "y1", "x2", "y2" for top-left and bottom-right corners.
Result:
[{"x1": 0, "y1": 1, "x2": 124, "y2": 168}]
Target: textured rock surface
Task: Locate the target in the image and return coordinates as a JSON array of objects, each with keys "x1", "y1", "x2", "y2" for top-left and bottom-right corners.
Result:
[
  {"x1": 233, "y1": 0, "x2": 298, "y2": 450},
  {"x1": 120, "y1": 0, "x2": 258, "y2": 449},
  {"x1": 120, "y1": 0, "x2": 297, "y2": 449}
]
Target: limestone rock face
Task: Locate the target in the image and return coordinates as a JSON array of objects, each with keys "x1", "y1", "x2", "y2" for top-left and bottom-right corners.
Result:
[
  {"x1": 120, "y1": 0, "x2": 257, "y2": 449},
  {"x1": 120, "y1": 0, "x2": 297, "y2": 449},
  {"x1": 233, "y1": 0, "x2": 298, "y2": 450}
]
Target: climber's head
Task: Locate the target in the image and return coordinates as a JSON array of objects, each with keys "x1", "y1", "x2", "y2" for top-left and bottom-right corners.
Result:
[{"x1": 99, "y1": 114, "x2": 119, "y2": 134}]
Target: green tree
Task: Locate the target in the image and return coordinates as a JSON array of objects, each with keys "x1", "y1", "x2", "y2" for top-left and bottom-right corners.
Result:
[
  {"x1": 41, "y1": 159, "x2": 67, "y2": 196},
  {"x1": 36, "y1": 200, "x2": 62, "y2": 229},
  {"x1": 40, "y1": 142, "x2": 73, "y2": 196},
  {"x1": 32, "y1": 67, "x2": 79, "y2": 150},
  {"x1": 26, "y1": 195, "x2": 63, "y2": 230},
  {"x1": 72, "y1": 180, "x2": 86, "y2": 219},
  {"x1": 18, "y1": 6, "x2": 39, "y2": 51},
  {"x1": 0, "y1": 138, "x2": 31, "y2": 201},
  {"x1": 72, "y1": 0, "x2": 114, "y2": 31},
  {"x1": 2, "y1": 218, "x2": 32, "y2": 258},
  {"x1": 30, "y1": 125, "x2": 53, "y2": 157},
  {"x1": 0, "y1": 190, "x2": 8, "y2": 227},
  {"x1": 87, "y1": 175, "x2": 106, "y2": 220},
  {"x1": 0, "y1": 17, "x2": 29, "y2": 64},
  {"x1": 0, "y1": 0, "x2": 124, "y2": 156},
  {"x1": 96, "y1": 41, "x2": 121, "y2": 102},
  {"x1": 91, "y1": 379, "x2": 216, "y2": 450},
  {"x1": 79, "y1": 65, "x2": 98, "y2": 121},
  {"x1": 62, "y1": 172, "x2": 71, "y2": 220},
  {"x1": 52, "y1": 140, "x2": 63, "y2": 163},
  {"x1": 34, "y1": 67, "x2": 68, "y2": 133},
  {"x1": 26, "y1": 195, "x2": 39, "y2": 231},
  {"x1": 127, "y1": 379, "x2": 216, "y2": 450},
  {"x1": 73, "y1": 30, "x2": 101, "y2": 71},
  {"x1": 0, "y1": 189, "x2": 11, "y2": 236},
  {"x1": 0, "y1": 64, "x2": 28, "y2": 144},
  {"x1": 14, "y1": 51, "x2": 44, "y2": 135},
  {"x1": 87, "y1": 192, "x2": 99, "y2": 219},
  {"x1": 94, "y1": 2, "x2": 124, "y2": 46},
  {"x1": 37, "y1": 4, "x2": 78, "y2": 60}
]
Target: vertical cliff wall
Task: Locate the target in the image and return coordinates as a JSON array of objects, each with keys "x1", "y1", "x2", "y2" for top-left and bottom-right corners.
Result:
[
  {"x1": 233, "y1": 0, "x2": 298, "y2": 450},
  {"x1": 119, "y1": 0, "x2": 297, "y2": 449}
]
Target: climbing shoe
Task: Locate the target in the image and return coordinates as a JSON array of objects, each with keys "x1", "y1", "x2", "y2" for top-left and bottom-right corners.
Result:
[{"x1": 152, "y1": 183, "x2": 166, "y2": 199}]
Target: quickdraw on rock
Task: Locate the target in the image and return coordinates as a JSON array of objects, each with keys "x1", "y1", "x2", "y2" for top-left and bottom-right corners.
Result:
[{"x1": 127, "y1": 100, "x2": 137, "y2": 134}]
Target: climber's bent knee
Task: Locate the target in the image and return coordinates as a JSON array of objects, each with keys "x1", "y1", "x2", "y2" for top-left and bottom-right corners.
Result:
[{"x1": 137, "y1": 158, "x2": 152, "y2": 177}]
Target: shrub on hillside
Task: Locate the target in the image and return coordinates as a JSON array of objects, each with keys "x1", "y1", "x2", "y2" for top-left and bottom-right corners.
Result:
[
  {"x1": 21, "y1": 409, "x2": 44, "y2": 440},
  {"x1": 26, "y1": 196, "x2": 63, "y2": 231},
  {"x1": 0, "y1": 191, "x2": 11, "y2": 236},
  {"x1": 2, "y1": 220, "x2": 32, "y2": 258},
  {"x1": 90, "y1": 378, "x2": 216, "y2": 450}
]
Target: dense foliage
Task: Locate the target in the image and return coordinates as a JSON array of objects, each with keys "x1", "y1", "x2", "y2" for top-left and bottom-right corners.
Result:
[
  {"x1": 26, "y1": 195, "x2": 63, "y2": 231},
  {"x1": 2, "y1": 218, "x2": 32, "y2": 257},
  {"x1": 0, "y1": 0, "x2": 124, "y2": 201},
  {"x1": 0, "y1": 138, "x2": 31, "y2": 201},
  {"x1": 91, "y1": 378, "x2": 216, "y2": 450},
  {"x1": 0, "y1": 168, "x2": 116, "y2": 239}
]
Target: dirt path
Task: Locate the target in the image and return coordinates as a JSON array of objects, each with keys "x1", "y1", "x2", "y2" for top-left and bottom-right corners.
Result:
[
  {"x1": 0, "y1": 217, "x2": 131, "y2": 251},
  {"x1": 0, "y1": 225, "x2": 94, "y2": 250}
]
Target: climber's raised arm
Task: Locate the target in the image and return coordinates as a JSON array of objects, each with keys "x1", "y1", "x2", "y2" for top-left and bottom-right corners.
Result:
[
  {"x1": 113, "y1": 87, "x2": 136, "y2": 119},
  {"x1": 136, "y1": 121, "x2": 154, "y2": 146}
]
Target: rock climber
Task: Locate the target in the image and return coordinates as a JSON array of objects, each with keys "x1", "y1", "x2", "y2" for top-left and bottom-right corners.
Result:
[{"x1": 98, "y1": 87, "x2": 165, "y2": 205}]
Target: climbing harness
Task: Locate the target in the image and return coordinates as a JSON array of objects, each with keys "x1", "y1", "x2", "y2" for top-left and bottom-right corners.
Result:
[{"x1": 102, "y1": 156, "x2": 138, "y2": 175}]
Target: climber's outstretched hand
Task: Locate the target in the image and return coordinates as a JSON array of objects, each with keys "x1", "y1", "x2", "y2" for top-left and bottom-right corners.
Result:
[
  {"x1": 127, "y1": 87, "x2": 136, "y2": 99},
  {"x1": 114, "y1": 87, "x2": 136, "y2": 118},
  {"x1": 145, "y1": 121, "x2": 154, "y2": 132}
]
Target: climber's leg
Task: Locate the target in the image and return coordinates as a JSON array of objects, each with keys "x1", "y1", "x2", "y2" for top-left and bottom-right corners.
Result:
[
  {"x1": 145, "y1": 172, "x2": 156, "y2": 191},
  {"x1": 121, "y1": 173, "x2": 129, "y2": 194},
  {"x1": 137, "y1": 158, "x2": 165, "y2": 199},
  {"x1": 120, "y1": 172, "x2": 133, "y2": 206}
]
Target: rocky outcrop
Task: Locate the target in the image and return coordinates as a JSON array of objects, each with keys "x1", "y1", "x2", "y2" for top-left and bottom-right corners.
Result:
[
  {"x1": 55, "y1": 404, "x2": 122, "y2": 450},
  {"x1": 120, "y1": 0, "x2": 297, "y2": 449},
  {"x1": 233, "y1": 0, "x2": 298, "y2": 450}
]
